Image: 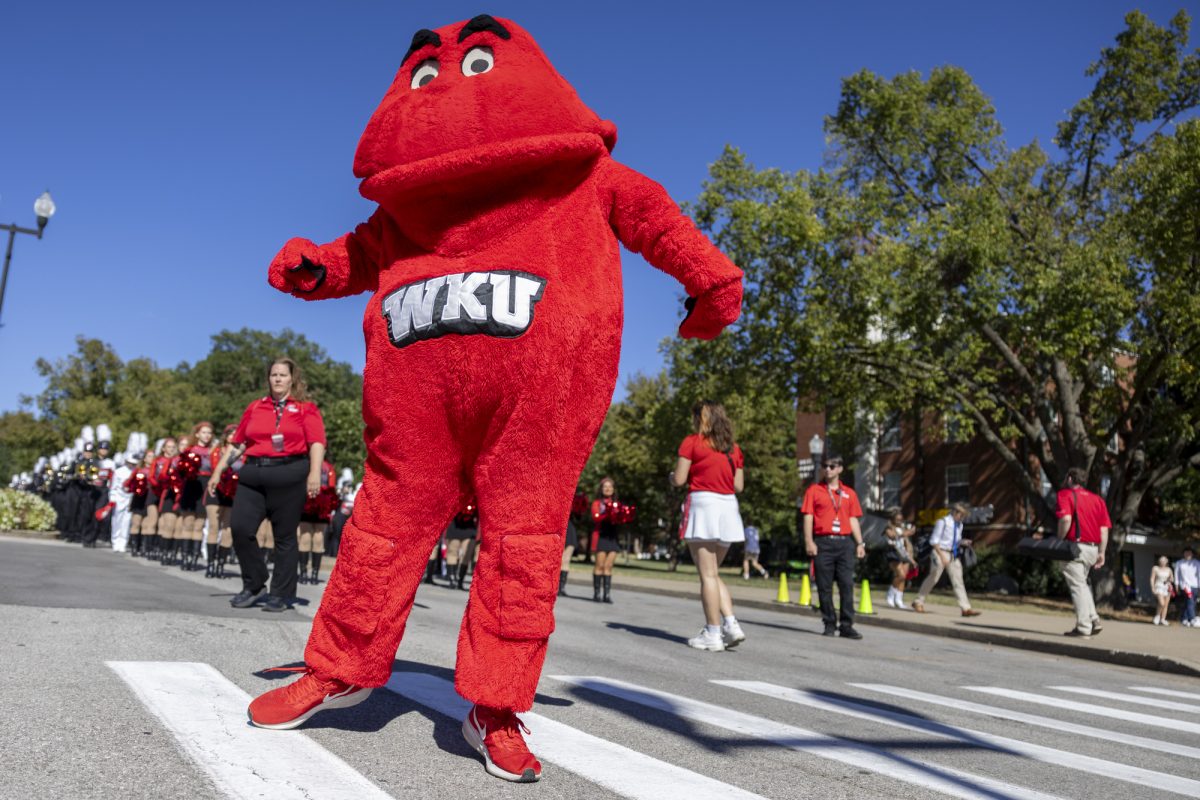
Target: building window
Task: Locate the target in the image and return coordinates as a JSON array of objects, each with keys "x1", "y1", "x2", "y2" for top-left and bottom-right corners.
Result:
[
  {"x1": 946, "y1": 403, "x2": 967, "y2": 443},
  {"x1": 946, "y1": 464, "x2": 970, "y2": 505},
  {"x1": 882, "y1": 471, "x2": 902, "y2": 509},
  {"x1": 880, "y1": 413, "x2": 901, "y2": 452}
]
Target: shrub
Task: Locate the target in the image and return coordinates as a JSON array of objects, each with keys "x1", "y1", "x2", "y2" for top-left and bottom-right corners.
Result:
[{"x1": 0, "y1": 489, "x2": 57, "y2": 532}]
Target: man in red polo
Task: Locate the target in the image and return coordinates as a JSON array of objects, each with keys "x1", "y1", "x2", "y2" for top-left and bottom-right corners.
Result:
[
  {"x1": 802, "y1": 456, "x2": 866, "y2": 639},
  {"x1": 1055, "y1": 467, "x2": 1110, "y2": 637}
]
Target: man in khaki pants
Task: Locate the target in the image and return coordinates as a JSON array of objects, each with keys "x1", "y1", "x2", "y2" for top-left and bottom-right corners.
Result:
[
  {"x1": 1056, "y1": 467, "x2": 1110, "y2": 637},
  {"x1": 913, "y1": 503, "x2": 980, "y2": 616}
]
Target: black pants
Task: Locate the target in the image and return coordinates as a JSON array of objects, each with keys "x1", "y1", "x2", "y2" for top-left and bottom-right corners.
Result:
[
  {"x1": 231, "y1": 459, "x2": 308, "y2": 599},
  {"x1": 78, "y1": 485, "x2": 102, "y2": 544},
  {"x1": 814, "y1": 535, "x2": 856, "y2": 630}
]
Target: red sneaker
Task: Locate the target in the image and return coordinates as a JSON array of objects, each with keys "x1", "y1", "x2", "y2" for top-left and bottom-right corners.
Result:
[
  {"x1": 248, "y1": 668, "x2": 371, "y2": 730},
  {"x1": 462, "y1": 704, "x2": 543, "y2": 782}
]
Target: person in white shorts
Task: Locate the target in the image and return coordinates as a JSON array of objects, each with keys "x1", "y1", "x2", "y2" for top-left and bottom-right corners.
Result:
[{"x1": 672, "y1": 400, "x2": 746, "y2": 652}]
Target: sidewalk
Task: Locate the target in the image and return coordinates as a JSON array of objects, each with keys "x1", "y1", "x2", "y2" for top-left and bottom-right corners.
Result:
[{"x1": 589, "y1": 564, "x2": 1200, "y2": 678}]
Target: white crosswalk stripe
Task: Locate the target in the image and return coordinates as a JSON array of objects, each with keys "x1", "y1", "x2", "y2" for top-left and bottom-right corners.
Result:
[
  {"x1": 1131, "y1": 686, "x2": 1200, "y2": 701},
  {"x1": 552, "y1": 675, "x2": 1065, "y2": 800},
  {"x1": 1049, "y1": 685, "x2": 1200, "y2": 713},
  {"x1": 385, "y1": 671, "x2": 765, "y2": 800},
  {"x1": 723, "y1": 680, "x2": 1200, "y2": 796},
  {"x1": 967, "y1": 686, "x2": 1200, "y2": 736},
  {"x1": 106, "y1": 661, "x2": 394, "y2": 800},
  {"x1": 851, "y1": 683, "x2": 1200, "y2": 761}
]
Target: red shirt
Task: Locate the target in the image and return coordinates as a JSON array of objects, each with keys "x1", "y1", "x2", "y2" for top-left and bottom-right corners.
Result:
[
  {"x1": 233, "y1": 396, "x2": 326, "y2": 458},
  {"x1": 678, "y1": 434, "x2": 744, "y2": 495},
  {"x1": 801, "y1": 481, "x2": 863, "y2": 536},
  {"x1": 1055, "y1": 487, "x2": 1111, "y2": 544},
  {"x1": 149, "y1": 456, "x2": 172, "y2": 492}
]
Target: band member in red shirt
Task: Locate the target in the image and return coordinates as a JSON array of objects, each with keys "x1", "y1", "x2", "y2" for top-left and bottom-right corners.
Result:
[
  {"x1": 801, "y1": 455, "x2": 866, "y2": 639},
  {"x1": 1055, "y1": 467, "x2": 1111, "y2": 637},
  {"x1": 209, "y1": 358, "x2": 326, "y2": 613}
]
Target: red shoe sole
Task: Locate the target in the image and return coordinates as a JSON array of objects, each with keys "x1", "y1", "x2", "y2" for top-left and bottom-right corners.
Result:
[{"x1": 248, "y1": 687, "x2": 372, "y2": 730}]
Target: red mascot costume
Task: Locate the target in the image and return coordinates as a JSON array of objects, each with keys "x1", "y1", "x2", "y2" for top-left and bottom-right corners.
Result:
[{"x1": 250, "y1": 14, "x2": 742, "y2": 783}]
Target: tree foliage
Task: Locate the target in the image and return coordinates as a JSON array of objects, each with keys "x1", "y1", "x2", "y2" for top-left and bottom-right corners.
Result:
[
  {"x1": 7, "y1": 329, "x2": 365, "y2": 478},
  {"x1": 687, "y1": 11, "x2": 1199, "y2": 590}
]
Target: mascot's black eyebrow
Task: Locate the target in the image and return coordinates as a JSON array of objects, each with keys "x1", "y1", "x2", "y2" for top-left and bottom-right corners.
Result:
[
  {"x1": 457, "y1": 14, "x2": 510, "y2": 43},
  {"x1": 402, "y1": 29, "x2": 442, "y2": 66}
]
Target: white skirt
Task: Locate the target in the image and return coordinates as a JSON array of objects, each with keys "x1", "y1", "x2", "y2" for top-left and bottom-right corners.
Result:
[{"x1": 681, "y1": 491, "x2": 745, "y2": 542}]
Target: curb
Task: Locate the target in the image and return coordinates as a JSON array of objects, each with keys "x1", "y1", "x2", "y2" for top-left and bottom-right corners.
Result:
[{"x1": 616, "y1": 580, "x2": 1200, "y2": 679}]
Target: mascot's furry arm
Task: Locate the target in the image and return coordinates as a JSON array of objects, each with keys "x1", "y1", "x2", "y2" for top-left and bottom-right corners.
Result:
[
  {"x1": 267, "y1": 210, "x2": 387, "y2": 300},
  {"x1": 600, "y1": 158, "x2": 743, "y2": 340}
]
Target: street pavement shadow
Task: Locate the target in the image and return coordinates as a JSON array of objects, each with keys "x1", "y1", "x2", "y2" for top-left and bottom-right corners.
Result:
[
  {"x1": 565, "y1": 680, "x2": 1018, "y2": 790},
  {"x1": 953, "y1": 622, "x2": 1050, "y2": 635},
  {"x1": 738, "y1": 618, "x2": 824, "y2": 636},
  {"x1": 604, "y1": 621, "x2": 689, "y2": 645}
]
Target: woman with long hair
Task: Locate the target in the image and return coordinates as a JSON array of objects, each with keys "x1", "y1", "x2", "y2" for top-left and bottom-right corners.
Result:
[
  {"x1": 1151, "y1": 555, "x2": 1174, "y2": 625},
  {"x1": 177, "y1": 422, "x2": 216, "y2": 571},
  {"x1": 209, "y1": 358, "x2": 327, "y2": 612},
  {"x1": 672, "y1": 400, "x2": 746, "y2": 652},
  {"x1": 590, "y1": 478, "x2": 622, "y2": 603}
]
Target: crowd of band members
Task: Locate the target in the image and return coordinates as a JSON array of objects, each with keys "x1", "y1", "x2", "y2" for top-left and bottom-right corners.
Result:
[{"x1": 36, "y1": 424, "x2": 353, "y2": 583}]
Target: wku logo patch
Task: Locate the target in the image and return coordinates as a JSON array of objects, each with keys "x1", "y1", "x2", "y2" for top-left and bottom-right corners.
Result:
[{"x1": 381, "y1": 270, "x2": 547, "y2": 348}]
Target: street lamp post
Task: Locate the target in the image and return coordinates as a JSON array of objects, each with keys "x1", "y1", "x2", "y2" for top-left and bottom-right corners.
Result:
[
  {"x1": 809, "y1": 433, "x2": 825, "y2": 464},
  {"x1": 0, "y1": 191, "x2": 56, "y2": 326}
]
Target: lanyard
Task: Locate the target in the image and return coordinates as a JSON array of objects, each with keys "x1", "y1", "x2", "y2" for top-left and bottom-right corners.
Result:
[
  {"x1": 273, "y1": 396, "x2": 289, "y2": 430},
  {"x1": 826, "y1": 484, "x2": 842, "y2": 515}
]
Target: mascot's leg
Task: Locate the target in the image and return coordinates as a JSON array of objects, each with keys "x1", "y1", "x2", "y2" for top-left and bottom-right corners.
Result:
[
  {"x1": 456, "y1": 377, "x2": 613, "y2": 712},
  {"x1": 302, "y1": 442, "x2": 466, "y2": 688}
]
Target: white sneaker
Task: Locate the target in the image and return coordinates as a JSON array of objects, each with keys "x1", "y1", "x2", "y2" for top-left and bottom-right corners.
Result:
[
  {"x1": 1153, "y1": 615, "x2": 1162, "y2": 625},
  {"x1": 688, "y1": 628, "x2": 725, "y2": 652},
  {"x1": 721, "y1": 620, "x2": 746, "y2": 648},
  {"x1": 886, "y1": 594, "x2": 897, "y2": 608}
]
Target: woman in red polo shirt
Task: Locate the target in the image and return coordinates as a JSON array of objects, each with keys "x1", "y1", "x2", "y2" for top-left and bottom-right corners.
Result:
[
  {"x1": 209, "y1": 357, "x2": 327, "y2": 613},
  {"x1": 671, "y1": 400, "x2": 746, "y2": 653}
]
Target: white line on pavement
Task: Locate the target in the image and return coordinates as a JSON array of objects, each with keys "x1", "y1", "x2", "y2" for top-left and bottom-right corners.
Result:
[
  {"x1": 551, "y1": 675, "x2": 1064, "y2": 800},
  {"x1": 1049, "y1": 685, "x2": 1200, "y2": 713},
  {"x1": 385, "y1": 671, "x2": 766, "y2": 800},
  {"x1": 107, "y1": 661, "x2": 392, "y2": 800},
  {"x1": 1131, "y1": 686, "x2": 1200, "y2": 701},
  {"x1": 967, "y1": 686, "x2": 1200, "y2": 736},
  {"x1": 851, "y1": 683, "x2": 1200, "y2": 761},
  {"x1": 721, "y1": 681, "x2": 1200, "y2": 797}
]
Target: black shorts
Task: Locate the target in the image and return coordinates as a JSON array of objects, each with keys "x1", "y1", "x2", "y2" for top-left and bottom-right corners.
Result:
[
  {"x1": 179, "y1": 480, "x2": 207, "y2": 514},
  {"x1": 885, "y1": 551, "x2": 908, "y2": 563},
  {"x1": 299, "y1": 515, "x2": 329, "y2": 525},
  {"x1": 446, "y1": 522, "x2": 476, "y2": 541},
  {"x1": 564, "y1": 520, "x2": 578, "y2": 550}
]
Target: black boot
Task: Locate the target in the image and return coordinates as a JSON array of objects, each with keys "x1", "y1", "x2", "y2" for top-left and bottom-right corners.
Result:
[
  {"x1": 130, "y1": 533, "x2": 141, "y2": 556},
  {"x1": 444, "y1": 563, "x2": 458, "y2": 589},
  {"x1": 216, "y1": 546, "x2": 229, "y2": 578},
  {"x1": 558, "y1": 570, "x2": 569, "y2": 597},
  {"x1": 298, "y1": 551, "x2": 310, "y2": 585},
  {"x1": 180, "y1": 539, "x2": 193, "y2": 570},
  {"x1": 423, "y1": 560, "x2": 437, "y2": 585},
  {"x1": 593, "y1": 574, "x2": 602, "y2": 602},
  {"x1": 457, "y1": 562, "x2": 469, "y2": 591},
  {"x1": 310, "y1": 553, "x2": 323, "y2": 585},
  {"x1": 603, "y1": 575, "x2": 613, "y2": 604}
]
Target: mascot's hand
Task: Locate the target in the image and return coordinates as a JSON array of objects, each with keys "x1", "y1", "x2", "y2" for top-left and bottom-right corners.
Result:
[
  {"x1": 678, "y1": 280, "x2": 743, "y2": 340},
  {"x1": 268, "y1": 238, "x2": 327, "y2": 295}
]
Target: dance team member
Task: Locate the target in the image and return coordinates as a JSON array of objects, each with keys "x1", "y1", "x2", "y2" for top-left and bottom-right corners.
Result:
[
  {"x1": 297, "y1": 457, "x2": 336, "y2": 585},
  {"x1": 208, "y1": 424, "x2": 241, "y2": 578},
  {"x1": 591, "y1": 479, "x2": 620, "y2": 603},
  {"x1": 154, "y1": 438, "x2": 180, "y2": 565},
  {"x1": 673, "y1": 400, "x2": 746, "y2": 652},
  {"x1": 209, "y1": 358, "x2": 326, "y2": 613},
  {"x1": 444, "y1": 500, "x2": 479, "y2": 590},
  {"x1": 175, "y1": 424, "x2": 215, "y2": 571},
  {"x1": 247, "y1": 15, "x2": 742, "y2": 783},
  {"x1": 127, "y1": 450, "x2": 157, "y2": 557}
]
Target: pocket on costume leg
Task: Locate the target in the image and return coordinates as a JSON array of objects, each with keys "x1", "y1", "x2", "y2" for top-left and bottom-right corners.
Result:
[
  {"x1": 321, "y1": 525, "x2": 397, "y2": 636},
  {"x1": 498, "y1": 532, "x2": 560, "y2": 640}
]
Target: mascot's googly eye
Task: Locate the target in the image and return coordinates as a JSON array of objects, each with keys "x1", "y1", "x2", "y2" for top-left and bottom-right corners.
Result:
[
  {"x1": 461, "y1": 46, "x2": 494, "y2": 77},
  {"x1": 411, "y1": 60, "x2": 440, "y2": 89}
]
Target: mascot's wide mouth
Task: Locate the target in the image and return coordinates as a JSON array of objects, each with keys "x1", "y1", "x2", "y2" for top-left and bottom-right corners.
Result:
[{"x1": 358, "y1": 132, "x2": 608, "y2": 204}]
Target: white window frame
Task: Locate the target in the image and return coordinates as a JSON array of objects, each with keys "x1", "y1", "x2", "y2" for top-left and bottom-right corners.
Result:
[
  {"x1": 946, "y1": 464, "x2": 970, "y2": 505},
  {"x1": 882, "y1": 470, "x2": 902, "y2": 510}
]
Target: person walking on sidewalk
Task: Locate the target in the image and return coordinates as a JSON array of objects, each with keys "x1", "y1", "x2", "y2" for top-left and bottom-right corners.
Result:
[
  {"x1": 802, "y1": 455, "x2": 866, "y2": 639},
  {"x1": 673, "y1": 400, "x2": 747, "y2": 652},
  {"x1": 1150, "y1": 556, "x2": 1174, "y2": 626},
  {"x1": 1055, "y1": 468, "x2": 1109, "y2": 638},
  {"x1": 1174, "y1": 546, "x2": 1199, "y2": 627},
  {"x1": 913, "y1": 503, "x2": 980, "y2": 617},
  {"x1": 742, "y1": 524, "x2": 768, "y2": 580},
  {"x1": 884, "y1": 508, "x2": 917, "y2": 609}
]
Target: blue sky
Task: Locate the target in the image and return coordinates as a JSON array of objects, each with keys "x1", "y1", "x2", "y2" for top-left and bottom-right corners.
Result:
[{"x1": 1, "y1": 0, "x2": 1193, "y2": 414}]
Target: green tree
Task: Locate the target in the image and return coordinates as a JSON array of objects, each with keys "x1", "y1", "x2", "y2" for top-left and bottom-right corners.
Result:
[
  {"x1": 0, "y1": 411, "x2": 60, "y2": 482},
  {"x1": 690, "y1": 10, "x2": 1200, "y2": 602}
]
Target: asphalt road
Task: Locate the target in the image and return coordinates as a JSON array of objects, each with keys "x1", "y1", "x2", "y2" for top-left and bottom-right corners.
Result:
[{"x1": 3, "y1": 535, "x2": 1198, "y2": 800}]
